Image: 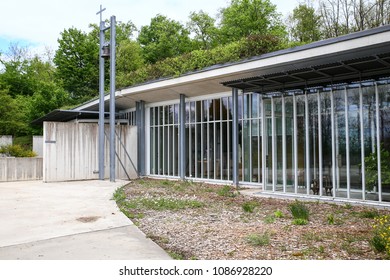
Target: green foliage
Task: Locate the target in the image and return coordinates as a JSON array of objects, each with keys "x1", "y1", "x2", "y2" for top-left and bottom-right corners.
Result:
[
  {"x1": 364, "y1": 145, "x2": 390, "y2": 191},
  {"x1": 138, "y1": 15, "x2": 194, "y2": 64},
  {"x1": 0, "y1": 144, "x2": 36, "y2": 157},
  {"x1": 359, "y1": 210, "x2": 380, "y2": 219},
  {"x1": 218, "y1": 0, "x2": 287, "y2": 44},
  {"x1": 292, "y1": 218, "x2": 308, "y2": 225},
  {"x1": 54, "y1": 28, "x2": 99, "y2": 101},
  {"x1": 242, "y1": 201, "x2": 257, "y2": 213},
  {"x1": 371, "y1": 215, "x2": 390, "y2": 256},
  {"x1": 245, "y1": 232, "x2": 270, "y2": 246},
  {"x1": 288, "y1": 4, "x2": 322, "y2": 43},
  {"x1": 327, "y1": 214, "x2": 335, "y2": 225},
  {"x1": 289, "y1": 200, "x2": 310, "y2": 221},
  {"x1": 124, "y1": 197, "x2": 204, "y2": 211},
  {"x1": 217, "y1": 185, "x2": 237, "y2": 197},
  {"x1": 274, "y1": 209, "x2": 284, "y2": 218},
  {"x1": 187, "y1": 10, "x2": 219, "y2": 50},
  {"x1": 117, "y1": 34, "x2": 284, "y2": 88}
]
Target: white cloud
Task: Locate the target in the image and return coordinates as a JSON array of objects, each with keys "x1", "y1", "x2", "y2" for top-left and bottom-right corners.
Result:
[{"x1": 0, "y1": 0, "x2": 297, "y2": 53}]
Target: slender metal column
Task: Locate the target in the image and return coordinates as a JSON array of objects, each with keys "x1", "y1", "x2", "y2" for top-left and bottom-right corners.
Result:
[
  {"x1": 282, "y1": 94, "x2": 287, "y2": 193},
  {"x1": 109, "y1": 15, "x2": 116, "y2": 182},
  {"x1": 359, "y1": 86, "x2": 366, "y2": 200},
  {"x1": 317, "y1": 91, "x2": 323, "y2": 196},
  {"x1": 344, "y1": 87, "x2": 351, "y2": 199},
  {"x1": 305, "y1": 92, "x2": 310, "y2": 195},
  {"x1": 137, "y1": 101, "x2": 145, "y2": 176},
  {"x1": 375, "y1": 83, "x2": 382, "y2": 202},
  {"x1": 232, "y1": 88, "x2": 239, "y2": 186},
  {"x1": 261, "y1": 97, "x2": 267, "y2": 190},
  {"x1": 331, "y1": 89, "x2": 337, "y2": 198},
  {"x1": 97, "y1": 6, "x2": 106, "y2": 180},
  {"x1": 179, "y1": 94, "x2": 186, "y2": 180},
  {"x1": 293, "y1": 94, "x2": 298, "y2": 194},
  {"x1": 271, "y1": 97, "x2": 276, "y2": 192}
]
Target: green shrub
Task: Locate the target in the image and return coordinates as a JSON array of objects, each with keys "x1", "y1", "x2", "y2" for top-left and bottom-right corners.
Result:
[
  {"x1": 0, "y1": 144, "x2": 36, "y2": 157},
  {"x1": 245, "y1": 232, "x2": 270, "y2": 246},
  {"x1": 217, "y1": 185, "x2": 237, "y2": 197},
  {"x1": 288, "y1": 200, "x2": 310, "y2": 221},
  {"x1": 242, "y1": 201, "x2": 257, "y2": 213},
  {"x1": 327, "y1": 214, "x2": 335, "y2": 225},
  {"x1": 292, "y1": 218, "x2": 308, "y2": 225},
  {"x1": 359, "y1": 210, "x2": 380, "y2": 219},
  {"x1": 371, "y1": 215, "x2": 390, "y2": 256},
  {"x1": 274, "y1": 209, "x2": 284, "y2": 218}
]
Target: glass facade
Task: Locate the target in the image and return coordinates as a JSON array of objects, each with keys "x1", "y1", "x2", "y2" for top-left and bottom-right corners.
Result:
[{"x1": 147, "y1": 80, "x2": 390, "y2": 204}]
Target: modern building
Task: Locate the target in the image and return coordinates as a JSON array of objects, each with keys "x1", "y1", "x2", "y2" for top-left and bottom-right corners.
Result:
[{"x1": 37, "y1": 25, "x2": 390, "y2": 206}]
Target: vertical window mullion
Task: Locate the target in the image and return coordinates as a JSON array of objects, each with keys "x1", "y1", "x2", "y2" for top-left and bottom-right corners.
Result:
[
  {"x1": 271, "y1": 97, "x2": 276, "y2": 192},
  {"x1": 376, "y1": 83, "x2": 382, "y2": 202},
  {"x1": 331, "y1": 89, "x2": 337, "y2": 198},
  {"x1": 261, "y1": 97, "x2": 266, "y2": 191},
  {"x1": 293, "y1": 94, "x2": 298, "y2": 194},
  {"x1": 345, "y1": 87, "x2": 351, "y2": 199},
  {"x1": 305, "y1": 92, "x2": 310, "y2": 195},
  {"x1": 360, "y1": 85, "x2": 366, "y2": 200},
  {"x1": 282, "y1": 94, "x2": 287, "y2": 193},
  {"x1": 318, "y1": 91, "x2": 323, "y2": 196}
]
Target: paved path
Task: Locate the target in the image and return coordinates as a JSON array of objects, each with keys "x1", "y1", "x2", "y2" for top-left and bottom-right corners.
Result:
[{"x1": 0, "y1": 180, "x2": 171, "y2": 260}]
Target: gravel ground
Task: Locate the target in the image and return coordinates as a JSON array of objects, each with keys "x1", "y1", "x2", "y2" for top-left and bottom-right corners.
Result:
[{"x1": 117, "y1": 178, "x2": 390, "y2": 260}]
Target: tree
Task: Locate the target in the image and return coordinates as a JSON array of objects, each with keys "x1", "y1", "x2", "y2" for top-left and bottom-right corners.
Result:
[
  {"x1": 218, "y1": 0, "x2": 286, "y2": 44},
  {"x1": 288, "y1": 4, "x2": 322, "y2": 42},
  {"x1": 138, "y1": 15, "x2": 194, "y2": 63},
  {"x1": 54, "y1": 28, "x2": 99, "y2": 102},
  {"x1": 187, "y1": 10, "x2": 219, "y2": 50}
]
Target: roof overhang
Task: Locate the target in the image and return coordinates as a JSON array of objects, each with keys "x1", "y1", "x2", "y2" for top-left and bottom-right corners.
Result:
[
  {"x1": 31, "y1": 110, "x2": 111, "y2": 125},
  {"x1": 74, "y1": 25, "x2": 390, "y2": 112}
]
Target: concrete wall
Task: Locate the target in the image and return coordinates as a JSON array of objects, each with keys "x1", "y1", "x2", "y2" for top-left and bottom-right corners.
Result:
[
  {"x1": 0, "y1": 136, "x2": 12, "y2": 147},
  {"x1": 0, "y1": 157, "x2": 43, "y2": 182},
  {"x1": 33, "y1": 136, "x2": 43, "y2": 157},
  {"x1": 43, "y1": 122, "x2": 137, "y2": 182}
]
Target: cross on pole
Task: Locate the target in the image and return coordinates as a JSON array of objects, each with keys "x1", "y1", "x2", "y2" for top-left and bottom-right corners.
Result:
[{"x1": 96, "y1": 5, "x2": 106, "y2": 23}]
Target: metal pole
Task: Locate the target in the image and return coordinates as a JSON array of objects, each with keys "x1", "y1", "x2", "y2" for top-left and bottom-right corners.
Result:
[
  {"x1": 97, "y1": 6, "x2": 106, "y2": 180},
  {"x1": 179, "y1": 94, "x2": 186, "y2": 180},
  {"x1": 232, "y1": 88, "x2": 239, "y2": 186},
  {"x1": 109, "y1": 15, "x2": 116, "y2": 182}
]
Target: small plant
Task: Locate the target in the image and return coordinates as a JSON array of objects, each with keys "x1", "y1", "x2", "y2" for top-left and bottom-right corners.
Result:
[
  {"x1": 292, "y1": 218, "x2": 308, "y2": 225},
  {"x1": 245, "y1": 232, "x2": 270, "y2": 246},
  {"x1": 242, "y1": 201, "x2": 257, "y2": 213},
  {"x1": 274, "y1": 209, "x2": 284, "y2": 218},
  {"x1": 264, "y1": 215, "x2": 275, "y2": 224},
  {"x1": 344, "y1": 203, "x2": 353, "y2": 209},
  {"x1": 217, "y1": 185, "x2": 237, "y2": 197},
  {"x1": 359, "y1": 210, "x2": 380, "y2": 219},
  {"x1": 371, "y1": 215, "x2": 390, "y2": 256},
  {"x1": 327, "y1": 214, "x2": 335, "y2": 225},
  {"x1": 289, "y1": 200, "x2": 310, "y2": 221}
]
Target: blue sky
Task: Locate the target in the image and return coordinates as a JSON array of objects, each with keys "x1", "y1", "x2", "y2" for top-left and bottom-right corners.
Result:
[{"x1": 0, "y1": 0, "x2": 298, "y2": 55}]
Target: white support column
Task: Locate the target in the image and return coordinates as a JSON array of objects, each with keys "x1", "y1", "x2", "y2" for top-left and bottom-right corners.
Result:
[
  {"x1": 375, "y1": 83, "x2": 382, "y2": 202},
  {"x1": 261, "y1": 97, "x2": 267, "y2": 191},
  {"x1": 293, "y1": 94, "x2": 298, "y2": 194},
  {"x1": 344, "y1": 87, "x2": 351, "y2": 199},
  {"x1": 282, "y1": 94, "x2": 287, "y2": 193},
  {"x1": 271, "y1": 97, "x2": 276, "y2": 192},
  {"x1": 305, "y1": 92, "x2": 310, "y2": 195},
  {"x1": 317, "y1": 91, "x2": 323, "y2": 196},
  {"x1": 360, "y1": 85, "x2": 366, "y2": 200},
  {"x1": 331, "y1": 89, "x2": 337, "y2": 198}
]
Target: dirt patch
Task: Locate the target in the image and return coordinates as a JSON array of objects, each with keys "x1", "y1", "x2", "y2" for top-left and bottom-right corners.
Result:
[
  {"x1": 117, "y1": 178, "x2": 390, "y2": 260},
  {"x1": 76, "y1": 216, "x2": 101, "y2": 223}
]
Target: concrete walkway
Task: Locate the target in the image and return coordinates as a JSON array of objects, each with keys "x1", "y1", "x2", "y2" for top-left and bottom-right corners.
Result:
[{"x1": 0, "y1": 180, "x2": 171, "y2": 260}]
